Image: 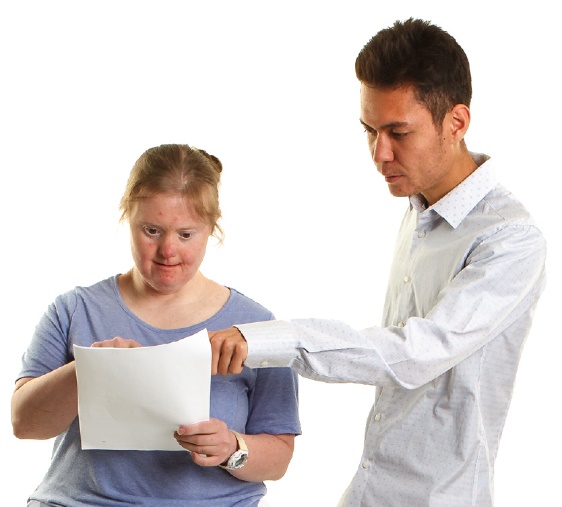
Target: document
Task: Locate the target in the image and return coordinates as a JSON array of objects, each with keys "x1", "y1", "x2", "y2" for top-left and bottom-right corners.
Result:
[{"x1": 74, "y1": 328, "x2": 211, "y2": 451}]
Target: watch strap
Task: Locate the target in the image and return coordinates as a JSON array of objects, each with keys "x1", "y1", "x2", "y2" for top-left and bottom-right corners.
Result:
[
  {"x1": 231, "y1": 430, "x2": 248, "y2": 452},
  {"x1": 219, "y1": 430, "x2": 249, "y2": 470}
]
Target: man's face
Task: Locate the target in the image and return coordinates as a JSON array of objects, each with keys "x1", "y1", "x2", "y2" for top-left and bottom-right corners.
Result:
[{"x1": 360, "y1": 83, "x2": 456, "y2": 205}]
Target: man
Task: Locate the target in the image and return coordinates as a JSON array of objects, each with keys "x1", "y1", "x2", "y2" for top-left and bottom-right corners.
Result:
[{"x1": 210, "y1": 18, "x2": 546, "y2": 507}]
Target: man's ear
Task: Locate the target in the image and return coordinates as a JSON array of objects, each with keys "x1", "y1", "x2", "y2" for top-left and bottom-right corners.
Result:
[{"x1": 446, "y1": 104, "x2": 471, "y2": 143}]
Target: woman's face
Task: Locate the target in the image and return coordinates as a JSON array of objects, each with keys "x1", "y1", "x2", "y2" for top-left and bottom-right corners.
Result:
[{"x1": 128, "y1": 193, "x2": 212, "y2": 295}]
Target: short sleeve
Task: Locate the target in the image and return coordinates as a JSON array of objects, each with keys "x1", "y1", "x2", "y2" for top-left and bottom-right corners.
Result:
[{"x1": 245, "y1": 367, "x2": 301, "y2": 436}]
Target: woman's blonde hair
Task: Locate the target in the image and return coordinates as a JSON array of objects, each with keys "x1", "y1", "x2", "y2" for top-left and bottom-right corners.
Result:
[{"x1": 119, "y1": 144, "x2": 223, "y2": 240}]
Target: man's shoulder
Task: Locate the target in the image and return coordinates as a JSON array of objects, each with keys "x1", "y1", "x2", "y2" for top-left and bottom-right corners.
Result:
[{"x1": 480, "y1": 183, "x2": 540, "y2": 228}]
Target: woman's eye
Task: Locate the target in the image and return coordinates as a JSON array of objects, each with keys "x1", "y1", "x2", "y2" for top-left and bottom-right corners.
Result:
[
  {"x1": 143, "y1": 226, "x2": 160, "y2": 236},
  {"x1": 180, "y1": 232, "x2": 193, "y2": 240}
]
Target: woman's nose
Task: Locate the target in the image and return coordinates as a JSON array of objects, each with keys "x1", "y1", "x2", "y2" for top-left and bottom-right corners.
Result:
[{"x1": 158, "y1": 235, "x2": 177, "y2": 259}]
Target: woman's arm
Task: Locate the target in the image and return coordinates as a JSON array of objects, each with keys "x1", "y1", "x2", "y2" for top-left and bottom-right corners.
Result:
[
  {"x1": 12, "y1": 336, "x2": 141, "y2": 440},
  {"x1": 11, "y1": 361, "x2": 78, "y2": 440},
  {"x1": 229, "y1": 432, "x2": 294, "y2": 482},
  {"x1": 175, "y1": 419, "x2": 295, "y2": 481}
]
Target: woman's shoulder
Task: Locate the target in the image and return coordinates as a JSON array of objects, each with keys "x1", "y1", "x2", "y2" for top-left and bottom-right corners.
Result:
[
  {"x1": 61, "y1": 274, "x2": 117, "y2": 299},
  {"x1": 220, "y1": 288, "x2": 275, "y2": 325},
  {"x1": 51, "y1": 275, "x2": 119, "y2": 312}
]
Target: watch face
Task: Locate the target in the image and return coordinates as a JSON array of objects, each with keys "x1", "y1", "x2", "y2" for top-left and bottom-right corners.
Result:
[{"x1": 230, "y1": 450, "x2": 249, "y2": 468}]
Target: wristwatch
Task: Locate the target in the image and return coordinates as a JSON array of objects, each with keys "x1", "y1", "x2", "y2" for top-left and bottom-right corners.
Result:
[{"x1": 219, "y1": 430, "x2": 249, "y2": 470}]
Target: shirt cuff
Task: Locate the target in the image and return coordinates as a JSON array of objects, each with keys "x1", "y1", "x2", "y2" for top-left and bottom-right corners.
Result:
[{"x1": 235, "y1": 320, "x2": 297, "y2": 369}]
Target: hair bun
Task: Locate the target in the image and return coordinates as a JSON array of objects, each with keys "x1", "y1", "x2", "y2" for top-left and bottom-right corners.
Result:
[{"x1": 194, "y1": 147, "x2": 223, "y2": 174}]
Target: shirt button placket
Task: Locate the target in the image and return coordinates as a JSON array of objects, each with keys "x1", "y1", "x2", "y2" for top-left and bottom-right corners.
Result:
[{"x1": 360, "y1": 412, "x2": 382, "y2": 471}]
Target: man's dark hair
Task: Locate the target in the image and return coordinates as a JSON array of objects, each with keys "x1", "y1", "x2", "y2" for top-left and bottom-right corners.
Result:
[{"x1": 355, "y1": 18, "x2": 472, "y2": 126}]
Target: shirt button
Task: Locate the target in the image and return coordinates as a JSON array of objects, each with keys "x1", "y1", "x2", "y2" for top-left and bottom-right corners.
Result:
[
  {"x1": 418, "y1": 230, "x2": 426, "y2": 238},
  {"x1": 260, "y1": 360, "x2": 269, "y2": 367},
  {"x1": 403, "y1": 275, "x2": 411, "y2": 283},
  {"x1": 397, "y1": 322, "x2": 405, "y2": 328},
  {"x1": 361, "y1": 459, "x2": 370, "y2": 469},
  {"x1": 374, "y1": 413, "x2": 382, "y2": 422}
]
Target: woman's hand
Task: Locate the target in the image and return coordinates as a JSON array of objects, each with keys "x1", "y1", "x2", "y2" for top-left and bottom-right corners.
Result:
[
  {"x1": 91, "y1": 337, "x2": 142, "y2": 348},
  {"x1": 174, "y1": 418, "x2": 236, "y2": 467},
  {"x1": 174, "y1": 419, "x2": 295, "y2": 482}
]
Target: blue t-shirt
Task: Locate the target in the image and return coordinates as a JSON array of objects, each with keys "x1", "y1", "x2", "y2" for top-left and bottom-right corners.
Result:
[{"x1": 18, "y1": 276, "x2": 301, "y2": 507}]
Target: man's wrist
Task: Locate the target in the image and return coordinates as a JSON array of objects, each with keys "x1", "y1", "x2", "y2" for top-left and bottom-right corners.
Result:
[
  {"x1": 232, "y1": 326, "x2": 246, "y2": 340},
  {"x1": 235, "y1": 320, "x2": 296, "y2": 368}
]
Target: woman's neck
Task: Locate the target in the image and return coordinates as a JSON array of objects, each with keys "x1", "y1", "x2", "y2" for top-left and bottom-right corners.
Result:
[{"x1": 118, "y1": 269, "x2": 230, "y2": 329}]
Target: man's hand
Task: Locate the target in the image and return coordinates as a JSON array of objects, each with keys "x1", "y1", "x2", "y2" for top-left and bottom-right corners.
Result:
[{"x1": 209, "y1": 328, "x2": 248, "y2": 376}]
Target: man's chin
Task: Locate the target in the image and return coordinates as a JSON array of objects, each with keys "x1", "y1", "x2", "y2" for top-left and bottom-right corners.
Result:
[{"x1": 388, "y1": 186, "x2": 410, "y2": 198}]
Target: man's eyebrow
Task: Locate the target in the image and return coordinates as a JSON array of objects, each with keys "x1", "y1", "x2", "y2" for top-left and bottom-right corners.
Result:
[
  {"x1": 359, "y1": 119, "x2": 409, "y2": 130},
  {"x1": 360, "y1": 119, "x2": 373, "y2": 130}
]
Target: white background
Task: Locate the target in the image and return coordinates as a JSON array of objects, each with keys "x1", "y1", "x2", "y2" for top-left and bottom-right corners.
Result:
[{"x1": 1, "y1": 1, "x2": 559, "y2": 506}]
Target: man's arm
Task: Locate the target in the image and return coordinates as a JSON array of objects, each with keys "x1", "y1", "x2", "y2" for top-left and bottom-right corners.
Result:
[{"x1": 210, "y1": 224, "x2": 546, "y2": 388}]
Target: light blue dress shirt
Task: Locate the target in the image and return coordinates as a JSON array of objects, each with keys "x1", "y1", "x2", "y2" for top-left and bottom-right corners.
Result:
[{"x1": 237, "y1": 153, "x2": 546, "y2": 507}]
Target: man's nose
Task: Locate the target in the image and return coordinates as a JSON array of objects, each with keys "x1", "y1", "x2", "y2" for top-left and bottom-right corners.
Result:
[{"x1": 372, "y1": 136, "x2": 393, "y2": 164}]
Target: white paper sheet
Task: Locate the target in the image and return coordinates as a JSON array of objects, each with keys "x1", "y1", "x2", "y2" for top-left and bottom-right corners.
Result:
[{"x1": 74, "y1": 328, "x2": 211, "y2": 451}]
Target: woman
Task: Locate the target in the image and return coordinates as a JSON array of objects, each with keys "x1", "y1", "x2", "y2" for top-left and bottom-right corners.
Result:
[{"x1": 11, "y1": 144, "x2": 301, "y2": 507}]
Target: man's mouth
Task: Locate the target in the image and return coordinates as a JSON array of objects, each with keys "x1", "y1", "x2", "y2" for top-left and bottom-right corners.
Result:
[{"x1": 383, "y1": 174, "x2": 402, "y2": 183}]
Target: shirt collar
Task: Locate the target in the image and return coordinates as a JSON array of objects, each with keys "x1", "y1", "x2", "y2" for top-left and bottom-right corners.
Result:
[{"x1": 409, "y1": 152, "x2": 496, "y2": 228}]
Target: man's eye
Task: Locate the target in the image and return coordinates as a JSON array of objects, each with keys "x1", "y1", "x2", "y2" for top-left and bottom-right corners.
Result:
[{"x1": 392, "y1": 131, "x2": 408, "y2": 138}]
